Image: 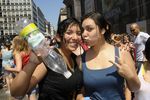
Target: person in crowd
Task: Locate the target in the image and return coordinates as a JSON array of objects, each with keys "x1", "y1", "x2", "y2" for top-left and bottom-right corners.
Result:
[
  {"x1": 4, "y1": 36, "x2": 38, "y2": 100},
  {"x1": 76, "y1": 12, "x2": 140, "y2": 100},
  {"x1": 122, "y1": 33, "x2": 130, "y2": 44},
  {"x1": 1, "y1": 43, "x2": 14, "y2": 93},
  {"x1": 133, "y1": 37, "x2": 150, "y2": 100},
  {"x1": 10, "y1": 18, "x2": 83, "y2": 100},
  {"x1": 122, "y1": 33, "x2": 136, "y2": 62},
  {"x1": 130, "y1": 23, "x2": 150, "y2": 71},
  {"x1": 0, "y1": 45, "x2": 5, "y2": 89},
  {"x1": 5, "y1": 36, "x2": 30, "y2": 73},
  {"x1": 111, "y1": 33, "x2": 122, "y2": 47}
]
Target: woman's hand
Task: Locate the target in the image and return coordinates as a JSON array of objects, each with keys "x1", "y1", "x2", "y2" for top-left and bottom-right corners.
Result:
[
  {"x1": 109, "y1": 48, "x2": 140, "y2": 91},
  {"x1": 109, "y1": 56, "x2": 135, "y2": 79},
  {"x1": 28, "y1": 51, "x2": 42, "y2": 66}
]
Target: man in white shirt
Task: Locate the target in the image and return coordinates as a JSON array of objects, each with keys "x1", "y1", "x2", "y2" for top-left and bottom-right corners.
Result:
[{"x1": 130, "y1": 23, "x2": 150, "y2": 72}]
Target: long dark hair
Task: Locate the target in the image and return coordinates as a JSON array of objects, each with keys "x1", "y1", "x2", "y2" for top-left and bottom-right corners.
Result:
[
  {"x1": 57, "y1": 18, "x2": 82, "y2": 38},
  {"x1": 81, "y1": 12, "x2": 112, "y2": 43},
  {"x1": 56, "y1": 18, "x2": 82, "y2": 47}
]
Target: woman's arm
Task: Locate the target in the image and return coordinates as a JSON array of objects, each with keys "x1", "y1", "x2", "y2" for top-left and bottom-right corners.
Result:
[
  {"x1": 5, "y1": 53, "x2": 23, "y2": 73},
  {"x1": 109, "y1": 48, "x2": 140, "y2": 92},
  {"x1": 76, "y1": 87, "x2": 85, "y2": 100},
  {"x1": 120, "y1": 50, "x2": 140, "y2": 92},
  {"x1": 124, "y1": 83, "x2": 132, "y2": 100},
  {"x1": 76, "y1": 94, "x2": 85, "y2": 100},
  {"x1": 10, "y1": 51, "x2": 46, "y2": 97}
]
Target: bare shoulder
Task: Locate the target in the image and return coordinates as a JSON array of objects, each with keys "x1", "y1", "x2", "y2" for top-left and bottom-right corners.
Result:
[{"x1": 14, "y1": 52, "x2": 21, "y2": 58}]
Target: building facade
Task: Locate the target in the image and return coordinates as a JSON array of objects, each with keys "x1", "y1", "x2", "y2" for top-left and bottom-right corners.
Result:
[
  {"x1": 63, "y1": 0, "x2": 150, "y2": 34},
  {"x1": 58, "y1": 7, "x2": 67, "y2": 24},
  {"x1": 0, "y1": 0, "x2": 47, "y2": 41},
  {"x1": 63, "y1": 0, "x2": 81, "y2": 21}
]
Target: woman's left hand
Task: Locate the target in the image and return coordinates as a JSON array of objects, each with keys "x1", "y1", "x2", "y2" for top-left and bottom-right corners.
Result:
[
  {"x1": 109, "y1": 47, "x2": 136, "y2": 80},
  {"x1": 109, "y1": 56, "x2": 134, "y2": 79}
]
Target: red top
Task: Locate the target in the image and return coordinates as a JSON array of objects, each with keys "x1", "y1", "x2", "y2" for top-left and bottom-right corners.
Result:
[
  {"x1": 14, "y1": 52, "x2": 30, "y2": 67},
  {"x1": 21, "y1": 52, "x2": 30, "y2": 66}
]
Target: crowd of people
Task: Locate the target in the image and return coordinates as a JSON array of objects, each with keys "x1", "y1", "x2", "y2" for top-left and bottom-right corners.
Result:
[{"x1": 0, "y1": 12, "x2": 150, "y2": 100}]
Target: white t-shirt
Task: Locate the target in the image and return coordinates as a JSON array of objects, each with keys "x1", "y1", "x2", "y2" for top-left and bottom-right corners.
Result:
[
  {"x1": 134, "y1": 32, "x2": 150, "y2": 61},
  {"x1": 134, "y1": 65, "x2": 150, "y2": 100}
]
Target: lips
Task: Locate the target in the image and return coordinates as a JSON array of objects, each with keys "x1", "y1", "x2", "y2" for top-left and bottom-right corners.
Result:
[
  {"x1": 69, "y1": 42, "x2": 78, "y2": 47},
  {"x1": 83, "y1": 39, "x2": 89, "y2": 44}
]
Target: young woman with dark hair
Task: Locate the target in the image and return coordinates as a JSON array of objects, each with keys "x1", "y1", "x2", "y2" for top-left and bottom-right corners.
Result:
[{"x1": 10, "y1": 18, "x2": 83, "y2": 100}]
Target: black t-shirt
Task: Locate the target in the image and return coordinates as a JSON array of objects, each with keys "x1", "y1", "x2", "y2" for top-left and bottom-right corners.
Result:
[{"x1": 38, "y1": 54, "x2": 83, "y2": 100}]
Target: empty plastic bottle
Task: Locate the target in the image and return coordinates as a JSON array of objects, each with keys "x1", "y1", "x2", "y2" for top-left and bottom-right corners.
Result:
[{"x1": 14, "y1": 18, "x2": 72, "y2": 78}]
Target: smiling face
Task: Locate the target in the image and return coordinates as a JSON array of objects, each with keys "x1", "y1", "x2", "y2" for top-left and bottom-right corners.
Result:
[
  {"x1": 82, "y1": 18, "x2": 102, "y2": 47},
  {"x1": 63, "y1": 24, "x2": 82, "y2": 52}
]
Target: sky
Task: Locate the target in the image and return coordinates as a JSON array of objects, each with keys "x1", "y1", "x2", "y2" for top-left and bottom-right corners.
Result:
[{"x1": 34, "y1": 0, "x2": 65, "y2": 30}]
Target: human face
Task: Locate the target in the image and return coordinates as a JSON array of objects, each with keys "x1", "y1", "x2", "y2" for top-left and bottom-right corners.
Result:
[
  {"x1": 63, "y1": 24, "x2": 81, "y2": 51},
  {"x1": 130, "y1": 25, "x2": 139, "y2": 36},
  {"x1": 123, "y1": 36, "x2": 129, "y2": 43},
  {"x1": 82, "y1": 18, "x2": 100, "y2": 47}
]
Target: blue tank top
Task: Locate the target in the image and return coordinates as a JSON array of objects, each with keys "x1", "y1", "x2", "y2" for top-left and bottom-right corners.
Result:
[{"x1": 82, "y1": 47, "x2": 125, "y2": 100}]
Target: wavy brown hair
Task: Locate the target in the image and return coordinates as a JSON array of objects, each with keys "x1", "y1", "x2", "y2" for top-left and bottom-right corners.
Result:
[{"x1": 12, "y1": 36, "x2": 30, "y2": 53}]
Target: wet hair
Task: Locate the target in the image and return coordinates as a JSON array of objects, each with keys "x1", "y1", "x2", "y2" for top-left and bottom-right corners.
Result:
[
  {"x1": 81, "y1": 12, "x2": 112, "y2": 42},
  {"x1": 145, "y1": 37, "x2": 150, "y2": 61},
  {"x1": 57, "y1": 18, "x2": 82, "y2": 38}
]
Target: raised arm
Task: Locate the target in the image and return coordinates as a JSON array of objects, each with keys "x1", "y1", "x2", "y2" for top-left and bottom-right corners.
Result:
[
  {"x1": 121, "y1": 50, "x2": 140, "y2": 91},
  {"x1": 109, "y1": 48, "x2": 140, "y2": 92},
  {"x1": 10, "y1": 51, "x2": 47, "y2": 97}
]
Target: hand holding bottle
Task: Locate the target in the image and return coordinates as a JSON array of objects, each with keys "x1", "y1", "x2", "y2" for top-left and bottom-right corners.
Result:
[{"x1": 14, "y1": 18, "x2": 72, "y2": 78}]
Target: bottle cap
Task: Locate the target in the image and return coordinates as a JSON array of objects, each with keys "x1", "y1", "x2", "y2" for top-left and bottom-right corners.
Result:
[
  {"x1": 20, "y1": 23, "x2": 38, "y2": 37},
  {"x1": 63, "y1": 71, "x2": 72, "y2": 79}
]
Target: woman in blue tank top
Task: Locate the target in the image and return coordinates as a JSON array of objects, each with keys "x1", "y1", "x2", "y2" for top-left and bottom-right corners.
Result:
[{"x1": 76, "y1": 12, "x2": 140, "y2": 100}]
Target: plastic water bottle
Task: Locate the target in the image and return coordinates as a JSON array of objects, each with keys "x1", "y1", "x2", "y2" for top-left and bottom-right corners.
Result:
[{"x1": 14, "y1": 18, "x2": 72, "y2": 78}]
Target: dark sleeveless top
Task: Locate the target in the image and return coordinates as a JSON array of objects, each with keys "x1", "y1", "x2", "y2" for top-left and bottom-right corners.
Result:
[
  {"x1": 38, "y1": 53, "x2": 83, "y2": 100},
  {"x1": 82, "y1": 47, "x2": 125, "y2": 100}
]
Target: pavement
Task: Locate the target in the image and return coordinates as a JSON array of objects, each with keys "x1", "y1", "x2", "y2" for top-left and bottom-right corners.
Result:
[
  {"x1": 0, "y1": 87, "x2": 28, "y2": 100},
  {"x1": 0, "y1": 87, "x2": 13, "y2": 100}
]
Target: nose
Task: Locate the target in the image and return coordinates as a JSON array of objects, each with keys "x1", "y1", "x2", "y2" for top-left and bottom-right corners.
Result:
[
  {"x1": 82, "y1": 30, "x2": 87, "y2": 39},
  {"x1": 72, "y1": 33, "x2": 79, "y2": 40}
]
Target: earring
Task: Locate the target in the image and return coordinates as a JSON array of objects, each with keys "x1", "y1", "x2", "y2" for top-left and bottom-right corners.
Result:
[{"x1": 101, "y1": 29, "x2": 106, "y2": 34}]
